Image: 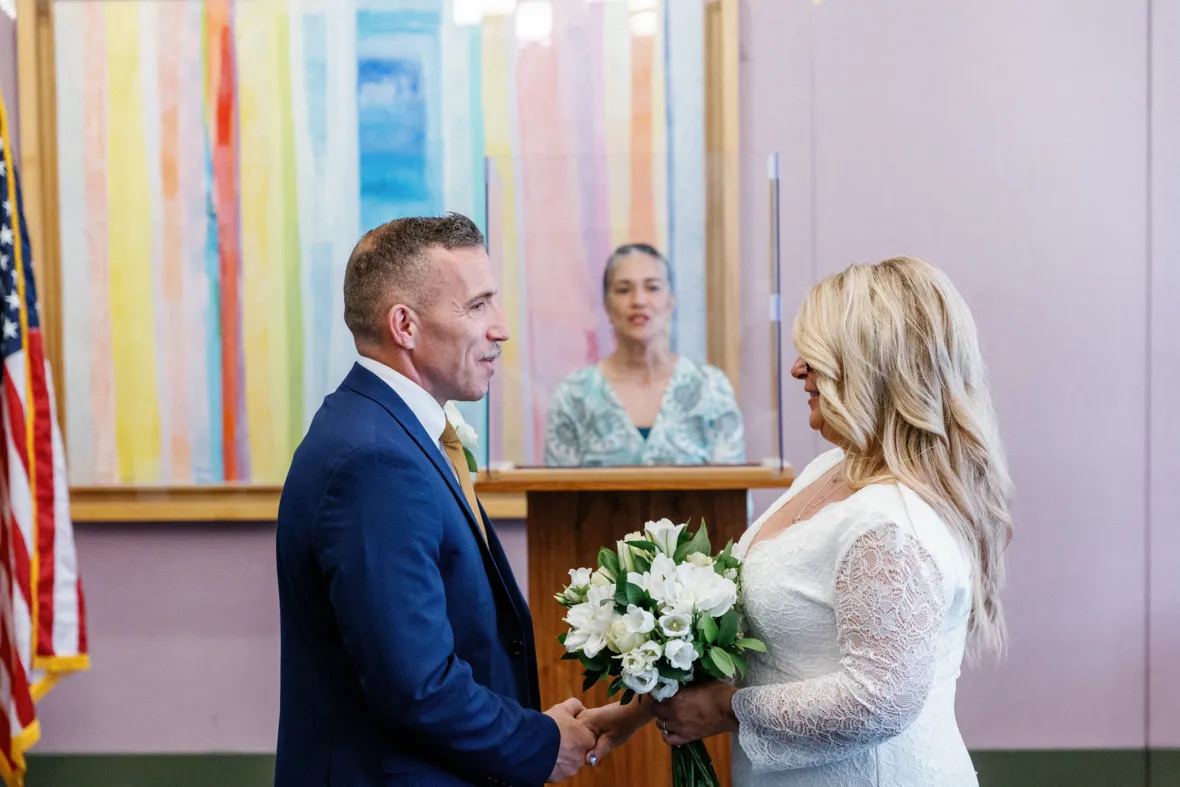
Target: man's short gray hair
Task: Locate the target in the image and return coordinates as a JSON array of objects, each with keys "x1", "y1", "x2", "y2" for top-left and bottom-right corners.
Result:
[{"x1": 343, "y1": 212, "x2": 486, "y2": 345}]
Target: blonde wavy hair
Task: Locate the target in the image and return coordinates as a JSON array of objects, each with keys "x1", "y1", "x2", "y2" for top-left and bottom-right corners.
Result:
[{"x1": 793, "y1": 256, "x2": 1014, "y2": 657}]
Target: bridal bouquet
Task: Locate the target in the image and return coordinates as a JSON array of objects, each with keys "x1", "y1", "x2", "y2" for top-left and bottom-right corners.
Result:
[{"x1": 554, "y1": 519, "x2": 766, "y2": 787}]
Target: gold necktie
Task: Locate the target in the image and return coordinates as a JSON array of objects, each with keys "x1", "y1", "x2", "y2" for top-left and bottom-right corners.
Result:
[{"x1": 440, "y1": 422, "x2": 487, "y2": 543}]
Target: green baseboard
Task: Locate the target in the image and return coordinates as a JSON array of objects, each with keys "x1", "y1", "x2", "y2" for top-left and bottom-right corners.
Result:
[{"x1": 23, "y1": 750, "x2": 1180, "y2": 787}]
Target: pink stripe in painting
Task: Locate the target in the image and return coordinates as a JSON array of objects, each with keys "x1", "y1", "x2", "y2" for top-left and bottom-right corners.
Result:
[{"x1": 82, "y1": 2, "x2": 116, "y2": 484}]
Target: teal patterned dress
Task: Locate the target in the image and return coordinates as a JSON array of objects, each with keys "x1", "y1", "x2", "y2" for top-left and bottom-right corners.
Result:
[{"x1": 543, "y1": 356, "x2": 746, "y2": 467}]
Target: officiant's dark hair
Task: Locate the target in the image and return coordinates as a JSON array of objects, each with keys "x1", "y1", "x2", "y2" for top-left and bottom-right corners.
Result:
[{"x1": 344, "y1": 212, "x2": 486, "y2": 345}]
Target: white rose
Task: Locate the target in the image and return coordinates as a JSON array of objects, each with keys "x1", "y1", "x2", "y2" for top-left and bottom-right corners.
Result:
[
  {"x1": 685, "y1": 552, "x2": 714, "y2": 568},
  {"x1": 621, "y1": 667, "x2": 660, "y2": 695},
  {"x1": 563, "y1": 602, "x2": 616, "y2": 658},
  {"x1": 658, "y1": 611, "x2": 693, "y2": 639},
  {"x1": 669, "y1": 564, "x2": 738, "y2": 618},
  {"x1": 644, "y1": 519, "x2": 688, "y2": 557},
  {"x1": 606, "y1": 619, "x2": 647, "y2": 655},
  {"x1": 639, "y1": 554, "x2": 680, "y2": 605},
  {"x1": 443, "y1": 402, "x2": 479, "y2": 454},
  {"x1": 619, "y1": 640, "x2": 663, "y2": 674},
  {"x1": 663, "y1": 638, "x2": 697, "y2": 671},
  {"x1": 622, "y1": 604, "x2": 656, "y2": 636},
  {"x1": 650, "y1": 676, "x2": 681, "y2": 702}
]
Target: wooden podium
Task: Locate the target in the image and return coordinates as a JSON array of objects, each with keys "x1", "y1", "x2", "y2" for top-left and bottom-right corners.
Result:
[{"x1": 477, "y1": 466, "x2": 794, "y2": 787}]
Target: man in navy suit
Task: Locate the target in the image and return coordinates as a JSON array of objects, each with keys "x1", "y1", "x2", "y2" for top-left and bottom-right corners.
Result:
[{"x1": 275, "y1": 214, "x2": 595, "y2": 785}]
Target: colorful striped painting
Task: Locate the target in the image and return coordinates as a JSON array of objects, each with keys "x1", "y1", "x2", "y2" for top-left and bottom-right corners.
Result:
[{"x1": 54, "y1": 0, "x2": 707, "y2": 485}]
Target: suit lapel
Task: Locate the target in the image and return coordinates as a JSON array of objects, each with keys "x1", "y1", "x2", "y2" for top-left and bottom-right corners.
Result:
[{"x1": 340, "y1": 364, "x2": 521, "y2": 623}]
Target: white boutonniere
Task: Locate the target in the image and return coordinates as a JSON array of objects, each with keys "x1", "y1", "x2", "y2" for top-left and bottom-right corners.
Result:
[{"x1": 443, "y1": 402, "x2": 480, "y2": 472}]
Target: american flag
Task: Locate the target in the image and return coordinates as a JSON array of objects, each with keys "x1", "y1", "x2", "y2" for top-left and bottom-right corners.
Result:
[{"x1": 0, "y1": 95, "x2": 87, "y2": 786}]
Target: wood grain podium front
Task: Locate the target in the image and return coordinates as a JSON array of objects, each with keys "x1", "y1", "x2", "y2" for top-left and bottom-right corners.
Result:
[{"x1": 477, "y1": 466, "x2": 795, "y2": 787}]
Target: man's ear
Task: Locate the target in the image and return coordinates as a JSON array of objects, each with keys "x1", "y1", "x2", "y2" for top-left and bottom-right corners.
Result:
[{"x1": 387, "y1": 304, "x2": 419, "y2": 350}]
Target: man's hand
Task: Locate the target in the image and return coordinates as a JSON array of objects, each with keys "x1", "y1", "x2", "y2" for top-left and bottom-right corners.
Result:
[
  {"x1": 577, "y1": 699, "x2": 654, "y2": 766},
  {"x1": 545, "y1": 699, "x2": 596, "y2": 782}
]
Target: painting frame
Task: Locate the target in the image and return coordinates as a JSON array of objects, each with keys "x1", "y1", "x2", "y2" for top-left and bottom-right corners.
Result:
[{"x1": 16, "y1": 0, "x2": 742, "y2": 522}]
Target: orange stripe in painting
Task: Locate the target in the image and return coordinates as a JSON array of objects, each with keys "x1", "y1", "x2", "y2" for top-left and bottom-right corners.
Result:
[
  {"x1": 629, "y1": 33, "x2": 656, "y2": 244},
  {"x1": 208, "y1": 0, "x2": 242, "y2": 481},
  {"x1": 159, "y1": 1, "x2": 191, "y2": 481}
]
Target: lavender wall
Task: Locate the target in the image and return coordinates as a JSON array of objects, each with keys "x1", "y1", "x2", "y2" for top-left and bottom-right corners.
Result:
[
  {"x1": 1149, "y1": 0, "x2": 1180, "y2": 751},
  {"x1": 27, "y1": 0, "x2": 1180, "y2": 757},
  {"x1": 741, "y1": 0, "x2": 1172, "y2": 751}
]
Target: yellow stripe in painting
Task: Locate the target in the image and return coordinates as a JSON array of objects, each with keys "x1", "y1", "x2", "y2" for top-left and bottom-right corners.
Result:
[
  {"x1": 651, "y1": 4, "x2": 670, "y2": 256},
  {"x1": 235, "y1": 1, "x2": 284, "y2": 482},
  {"x1": 481, "y1": 16, "x2": 524, "y2": 464},
  {"x1": 275, "y1": 5, "x2": 304, "y2": 472},
  {"x1": 603, "y1": 1, "x2": 632, "y2": 247},
  {"x1": 105, "y1": 4, "x2": 162, "y2": 483}
]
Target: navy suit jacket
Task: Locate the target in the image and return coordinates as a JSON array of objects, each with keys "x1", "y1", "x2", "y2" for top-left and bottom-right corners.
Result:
[{"x1": 275, "y1": 363, "x2": 559, "y2": 786}]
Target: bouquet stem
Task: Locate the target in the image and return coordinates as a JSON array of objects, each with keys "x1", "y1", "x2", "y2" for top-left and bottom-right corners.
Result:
[{"x1": 670, "y1": 740, "x2": 720, "y2": 787}]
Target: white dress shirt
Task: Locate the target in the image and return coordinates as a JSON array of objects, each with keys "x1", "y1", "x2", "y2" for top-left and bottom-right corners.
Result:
[{"x1": 356, "y1": 356, "x2": 456, "y2": 479}]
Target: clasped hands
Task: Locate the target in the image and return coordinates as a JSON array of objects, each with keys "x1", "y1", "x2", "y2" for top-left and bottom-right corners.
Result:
[{"x1": 545, "y1": 681, "x2": 738, "y2": 782}]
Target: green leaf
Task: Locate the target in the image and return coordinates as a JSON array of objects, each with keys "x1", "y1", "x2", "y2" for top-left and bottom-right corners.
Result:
[
  {"x1": 709, "y1": 647, "x2": 735, "y2": 678},
  {"x1": 608, "y1": 659, "x2": 623, "y2": 677},
  {"x1": 620, "y1": 689, "x2": 636, "y2": 706},
  {"x1": 729, "y1": 650, "x2": 749, "y2": 678},
  {"x1": 583, "y1": 671, "x2": 602, "y2": 692},
  {"x1": 624, "y1": 539, "x2": 661, "y2": 554},
  {"x1": 735, "y1": 638, "x2": 768, "y2": 653},
  {"x1": 698, "y1": 656, "x2": 725, "y2": 680},
  {"x1": 557, "y1": 632, "x2": 567, "y2": 646},
  {"x1": 657, "y1": 665, "x2": 692, "y2": 682},
  {"x1": 719, "y1": 540, "x2": 735, "y2": 560},
  {"x1": 598, "y1": 548, "x2": 621, "y2": 578},
  {"x1": 717, "y1": 610, "x2": 739, "y2": 648},
  {"x1": 677, "y1": 521, "x2": 712, "y2": 561},
  {"x1": 607, "y1": 677, "x2": 624, "y2": 698},
  {"x1": 698, "y1": 615, "x2": 719, "y2": 645},
  {"x1": 464, "y1": 447, "x2": 479, "y2": 473},
  {"x1": 579, "y1": 652, "x2": 609, "y2": 672},
  {"x1": 633, "y1": 553, "x2": 653, "y2": 575},
  {"x1": 560, "y1": 652, "x2": 580, "y2": 661},
  {"x1": 624, "y1": 582, "x2": 650, "y2": 608}
]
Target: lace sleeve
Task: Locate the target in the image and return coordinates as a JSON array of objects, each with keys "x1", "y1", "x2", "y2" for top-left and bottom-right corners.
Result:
[{"x1": 731, "y1": 522, "x2": 946, "y2": 772}]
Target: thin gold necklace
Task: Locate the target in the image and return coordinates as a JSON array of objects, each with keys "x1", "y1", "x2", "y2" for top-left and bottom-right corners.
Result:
[{"x1": 792, "y1": 467, "x2": 845, "y2": 524}]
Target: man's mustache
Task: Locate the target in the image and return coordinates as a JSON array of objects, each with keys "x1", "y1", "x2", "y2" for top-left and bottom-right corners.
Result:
[{"x1": 479, "y1": 345, "x2": 503, "y2": 362}]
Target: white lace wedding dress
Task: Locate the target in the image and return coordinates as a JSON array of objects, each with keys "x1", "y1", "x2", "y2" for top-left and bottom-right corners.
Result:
[{"x1": 730, "y1": 448, "x2": 979, "y2": 787}]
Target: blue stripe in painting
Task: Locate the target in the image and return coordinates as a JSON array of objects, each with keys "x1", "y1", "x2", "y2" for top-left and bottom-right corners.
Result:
[
  {"x1": 302, "y1": 14, "x2": 334, "y2": 410},
  {"x1": 202, "y1": 134, "x2": 225, "y2": 482},
  {"x1": 357, "y1": 9, "x2": 443, "y2": 230}
]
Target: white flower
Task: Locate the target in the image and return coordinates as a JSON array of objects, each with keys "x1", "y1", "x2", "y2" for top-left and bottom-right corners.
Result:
[
  {"x1": 622, "y1": 604, "x2": 656, "y2": 636},
  {"x1": 619, "y1": 641, "x2": 662, "y2": 674},
  {"x1": 666, "y1": 564, "x2": 738, "y2": 618},
  {"x1": 664, "y1": 638, "x2": 697, "y2": 671},
  {"x1": 616, "y1": 539, "x2": 643, "y2": 574},
  {"x1": 443, "y1": 401, "x2": 480, "y2": 453},
  {"x1": 634, "y1": 554, "x2": 680, "y2": 605},
  {"x1": 644, "y1": 519, "x2": 688, "y2": 557},
  {"x1": 606, "y1": 619, "x2": 647, "y2": 655},
  {"x1": 621, "y1": 667, "x2": 660, "y2": 695},
  {"x1": 590, "y1": 568, "x2": 614, "y2": 587},
  {"x1": 724, "y1": 568, "x2": 738, "y2": 581},
  {"x1": 586, "y1": 583, "x2": 616, "y2": 607},
  {"x1": 685, "y1": 552, "x2": 714, "y2": 568},
  {"x1": 563, "y1": 602, "x2": 616, "y2": 658},
  {"x1": 624, "y1": 531, "x2": 644, "y2": 542},
  {"x1": 659, "y1": 611, "x2": 693, "y2": 639},
  {"x1": 650, "y1": 676, "x2": 681, "y2": 701},
  {"x1": 568, "y1": 567, "x2": 593, "y2": 589}
]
